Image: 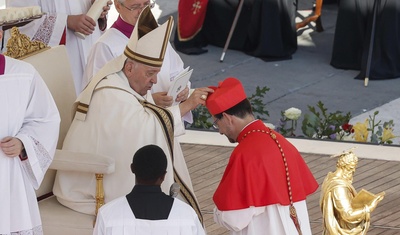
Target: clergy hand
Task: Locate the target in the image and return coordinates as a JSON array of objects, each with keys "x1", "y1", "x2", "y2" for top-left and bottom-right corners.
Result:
[
  {"x1": 0, "y1": 136, "x2": 24, "y2": 157},
  {"x1": 99, "y1": 1, "x2": 113, "y2": 19},
  {"x1": 153, "y1": 92, "x2": 174, "y2": 107},
  {"x1": 176, "y1": 86, "x2": 189, "y2": 103},
  {"x1": 67, "y1": 14, "x2": 96, "y2": 35}
]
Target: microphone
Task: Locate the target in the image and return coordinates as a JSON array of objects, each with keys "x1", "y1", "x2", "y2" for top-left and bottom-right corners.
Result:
[{"x1": 169, "y1": 183, "x2": 180, "y2": 198}]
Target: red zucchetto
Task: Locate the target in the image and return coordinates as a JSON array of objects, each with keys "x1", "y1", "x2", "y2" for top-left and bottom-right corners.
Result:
[{"x1": 206, "y1": 77, "x2": 247, "y2": 115}]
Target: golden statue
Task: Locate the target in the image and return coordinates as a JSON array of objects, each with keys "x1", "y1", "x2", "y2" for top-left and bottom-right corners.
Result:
[
  {"x1": 320, "y1": 149, "x2": 385, "y2": 234},
  {"x1": 4, "y1": 27, "x2": 48, "y2": 59}
]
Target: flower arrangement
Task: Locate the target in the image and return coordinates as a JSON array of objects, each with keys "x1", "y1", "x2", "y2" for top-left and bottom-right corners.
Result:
[
  {"x1": 351, "y1": 111, "x2": 396, "y2": 144},
  {"x1": 301, "y1": 101, "x2": 352, "y2": 140},
  {"x1": 276, "y1": 107, "x2": 301, "y2": 136},
  {"x1": 189, "y1": 89, "x2": 398, "y2": 145},
  {"x1": 276, "y1": 101, "x2": 398, "y2": 145}
]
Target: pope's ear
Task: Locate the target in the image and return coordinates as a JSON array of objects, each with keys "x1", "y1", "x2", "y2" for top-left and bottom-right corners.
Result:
[{"x1": 124, "y1": 60, "x2": 134, "y2": 75}]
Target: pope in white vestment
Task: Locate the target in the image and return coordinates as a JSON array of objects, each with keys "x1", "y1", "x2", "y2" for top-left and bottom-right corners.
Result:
[
  {"x1": 0, "y1": 54, "x2": 60, "y2": 234},
  {"x1": 83, "y1": 1, "x2": 192, "y2": 122},
  {"x1": 53, "y1": 6, "x2": 210, "y2": 225},
  {"x1": 5, "y1": 0, "x2": 109, "y2": 95}
]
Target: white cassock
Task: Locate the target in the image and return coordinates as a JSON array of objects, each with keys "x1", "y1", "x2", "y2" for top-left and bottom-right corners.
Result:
[
  {"x1": 93, "y1": 197, "x2": 205, "y2": 235},
  {"x1": 5, "y1": 0, "x2": 104, "y2": 95},
  {"x1": 53, "y1": 71, "x2": 200, "y2": 218},
  {"x1": 0, "y1": 56, "x2": 60, "y2": 234},
  {"x1": 213, "y1": 201, "x2": 312, "y2": 235},
  {"x1": 83, "y1": 24, "x2": 193, "y2": 123}
]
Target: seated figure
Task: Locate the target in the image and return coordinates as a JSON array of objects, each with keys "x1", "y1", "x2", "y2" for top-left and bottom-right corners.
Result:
[
  {"x1": 320, "y1": 149, "x2": 385, "y2": 234},
  {"x1": 53, "y1": 6, "x2": 212, "y2": 224}
]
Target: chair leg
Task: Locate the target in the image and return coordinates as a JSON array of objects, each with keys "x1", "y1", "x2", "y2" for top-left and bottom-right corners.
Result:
[
  {"x1": 296, "y1": 0, "x2": 324, "y2": 32},
  {"x1": 315, "y1": 15, "x2": 324, "y2": 32}
]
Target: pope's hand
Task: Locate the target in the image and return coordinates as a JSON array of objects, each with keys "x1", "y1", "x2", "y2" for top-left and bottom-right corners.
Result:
[
  {"x1": 176, "y1": 86, "x2": 189, "y2": 103},
  {"x1": 153, "y1": 92, "x2": 174, "y2": 107}
]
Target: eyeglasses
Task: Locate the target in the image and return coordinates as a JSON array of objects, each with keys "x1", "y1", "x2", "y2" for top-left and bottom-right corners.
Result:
[
  {"x1": 121, "y1": 0, "x2": 155, "y2": 11},
  {"x1": 212, "y1": 118, "x2": 220, "y2": 130}
]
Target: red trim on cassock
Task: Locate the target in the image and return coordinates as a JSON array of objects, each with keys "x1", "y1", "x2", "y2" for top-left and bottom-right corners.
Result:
[
  {"x1": 213, "y1": 120, "x2": 319, "y2": 211},
  {"x1": 0, "y1": 54, "x2": 5, "y2": 75},
  {"x1": 59, "y1": 28, "x2": 66, "y2": 45}
]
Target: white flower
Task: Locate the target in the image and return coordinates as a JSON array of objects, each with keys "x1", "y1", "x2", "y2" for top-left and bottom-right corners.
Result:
[
  {"x1": 284, "y1": 107, "x2": 302, "y2": 120},
  {"x1": 264, "y1": 122, "x2": 276, "y2": 130}
]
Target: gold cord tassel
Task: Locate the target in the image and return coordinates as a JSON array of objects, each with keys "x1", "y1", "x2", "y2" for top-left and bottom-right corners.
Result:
[{"x1": 290, "y1": 205, "x2": 302, "y2": 235}]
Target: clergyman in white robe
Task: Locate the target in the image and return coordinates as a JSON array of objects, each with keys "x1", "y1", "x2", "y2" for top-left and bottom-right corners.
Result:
[
  {"x1": 94, "y1": 197, "x2": 205, "y2": 235},
  {"x1": 5, "y1": 0, "x2": 106, "y2": 95},
  {"x1": 0, "y1": 55, "x2": 60, "y2": 234}
]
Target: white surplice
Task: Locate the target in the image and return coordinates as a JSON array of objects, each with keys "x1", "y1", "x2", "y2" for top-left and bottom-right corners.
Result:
[
  {"x1": 93, "y1": 197, "x2": 205, "y2": 235},
  {"x1": 0, "y1": 56, "x2": 60, "y2": 234},
  {"x1": 53, "y1": 71, "x2": 198, "y2": 216},
  {"x1": 5, "y1": 0, "x2": 104, "y2": 95},
  {"x1": 83, "y1": 25, "x2": 193, "y2": 122},
  {"x1": 213, "y1": 201, "x2": 312, "y2": 235}
]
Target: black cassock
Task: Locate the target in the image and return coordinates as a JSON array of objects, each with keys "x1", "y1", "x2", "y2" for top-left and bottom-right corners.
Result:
[
  {"x1": 174, "y1": 0, "x2": 297, "y2": 61},
  {"x1": 331, "y1": 0, "x2": 400, "y2": 80}
]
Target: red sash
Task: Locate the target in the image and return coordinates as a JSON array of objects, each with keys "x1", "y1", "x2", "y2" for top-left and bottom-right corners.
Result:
[{"x1": 177, "y1": 0, "x2": 208, "y2": 41}]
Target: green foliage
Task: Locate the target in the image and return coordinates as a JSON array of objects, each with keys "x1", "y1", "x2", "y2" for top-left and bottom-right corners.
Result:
[
  {"x1": 301, "y1": 101, "x2": 352, "y2": 139},
  {"x1": 189, "y1": 86, "x2": 270, "y2": 129},
  {"x1": 190, "y1": 105, "x2": 213, "y2": 129},
  {"x1": 367, "y1": 111, "x2": 395, "y2": 144},
  {"x1": 248, "y1": 86, "x2": 270, "y2": 122},
  {"x1": 369, "y1": 111, "x2": 382, "y2": 143}
]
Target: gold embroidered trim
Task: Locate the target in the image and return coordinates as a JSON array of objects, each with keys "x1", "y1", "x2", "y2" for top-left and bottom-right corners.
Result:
[
  {"x1": 76, "y1": 102, "x2": 89, "y2": 114},
  {"x1": 138, "y1": 99, "x2": 204, "y2": 224}
]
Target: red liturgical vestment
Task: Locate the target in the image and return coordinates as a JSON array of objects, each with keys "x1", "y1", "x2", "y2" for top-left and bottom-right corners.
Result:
[{"x1": 213, "y1": 120, "x2": 318, "y2": 211}]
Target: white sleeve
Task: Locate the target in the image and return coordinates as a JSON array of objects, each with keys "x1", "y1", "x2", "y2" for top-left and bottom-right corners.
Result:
[
  {"x1": 83, "y1": 40, "x2": 115, "y2": 87},
  {"x1": 213, "y1": 206, "x2": 265, "y2": 232},
  {"x1": 16, "y1": 70, "x2": 60, "y2": 189}
]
